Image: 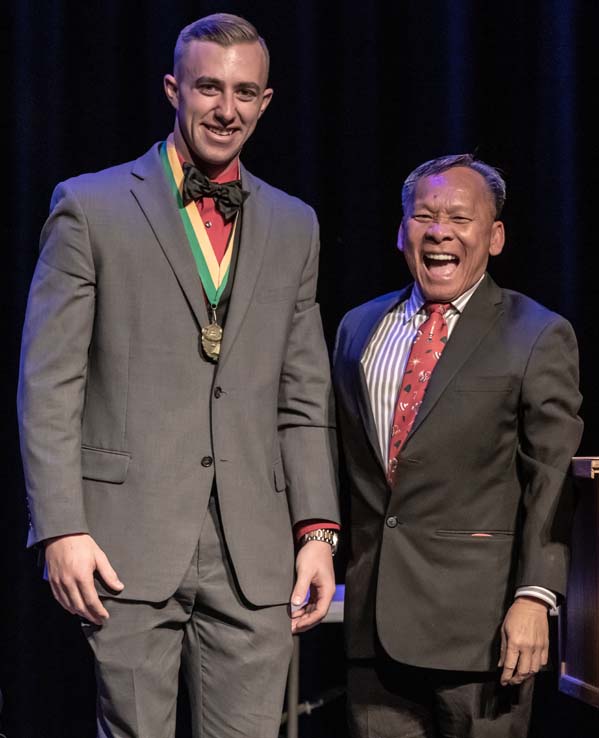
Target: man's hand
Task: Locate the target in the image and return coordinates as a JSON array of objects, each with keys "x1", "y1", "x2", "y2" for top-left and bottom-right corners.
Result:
[
  {"x1": 44, "y1": 533, "x2": 124, "y2": 625},
  {"x1": 289, "y1": 540, "x2": 335, "y2": 634},
  {"x1": 498, "y1": 596, "x2": 550, "y2": 686}
]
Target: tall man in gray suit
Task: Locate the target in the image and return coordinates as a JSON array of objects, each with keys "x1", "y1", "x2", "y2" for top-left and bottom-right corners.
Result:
[
  {"x1": 18, "y1": 13, "x2": 339, "y2": 738},
  {"x1": 333, "y1": 155, "x2": 582, "y2": 737}
]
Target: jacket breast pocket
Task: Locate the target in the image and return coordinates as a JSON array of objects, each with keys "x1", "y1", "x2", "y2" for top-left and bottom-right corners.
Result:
[{"x1": 81, "y1": 445, "x2": 131, "y2": 484}]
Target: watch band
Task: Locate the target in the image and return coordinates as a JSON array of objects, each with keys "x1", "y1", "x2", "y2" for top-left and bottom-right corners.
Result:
[{"x1": 300, "y1": 528, "x2": 338, "y2": 556}]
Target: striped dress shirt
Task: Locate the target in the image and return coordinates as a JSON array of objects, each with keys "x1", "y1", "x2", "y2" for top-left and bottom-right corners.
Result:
[{"x1": 361, "y1": 274, "x2": 556, "y2": 610}]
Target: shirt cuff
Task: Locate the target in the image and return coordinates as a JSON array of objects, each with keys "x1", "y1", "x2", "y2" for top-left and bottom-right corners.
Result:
[
  {"x1": 294, "y1": 520, "x2": 341, "y2": 542},
  {"x1": 515, "y1": 586, "x2": 558, "y2": 611}
]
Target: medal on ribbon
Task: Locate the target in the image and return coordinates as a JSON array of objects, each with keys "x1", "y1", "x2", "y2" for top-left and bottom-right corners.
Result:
[
  {"x1": 160, "y1": 135, "x2": 239, "y2": 362},
  {"x1": 201, "y1": 307, "x2": 223, "y2": 362}
]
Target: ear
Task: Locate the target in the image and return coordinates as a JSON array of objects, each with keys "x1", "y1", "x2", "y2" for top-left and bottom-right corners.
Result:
[
  {"x1": 258, "y1": 87, "x2": 274, "y2": 118},
  {"x1": 163, "y1": 74, "x2": 179, "y2": 109},
  {"x1": 489, "y1": 220, "x2": 505, "y2": 256},
  {"x1": 397, "y1": 221, "x2": 406, "y2": 252}
]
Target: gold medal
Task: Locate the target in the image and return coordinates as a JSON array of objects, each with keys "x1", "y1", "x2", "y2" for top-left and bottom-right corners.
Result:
[{"x1": 201, "y1": 307, "x2": 223, "y2": 362}]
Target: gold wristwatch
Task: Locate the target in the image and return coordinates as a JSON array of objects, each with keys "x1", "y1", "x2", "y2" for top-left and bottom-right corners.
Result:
[{"x1": 300, "y1": 528, "x2": 339, "y2": 556}]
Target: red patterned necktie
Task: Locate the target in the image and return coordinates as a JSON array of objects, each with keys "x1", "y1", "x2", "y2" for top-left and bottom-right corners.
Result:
[{"x1": 387, "y1": 302, "x2": 450, "y2": 483}]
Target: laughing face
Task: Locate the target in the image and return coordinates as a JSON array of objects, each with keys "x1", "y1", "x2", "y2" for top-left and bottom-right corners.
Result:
[
  {"x1": 398, "y1": 167, "x2": 505, "y2": 303},
  {"x1": 164, "y1": 40, "x2": 273, "y2": 177}
]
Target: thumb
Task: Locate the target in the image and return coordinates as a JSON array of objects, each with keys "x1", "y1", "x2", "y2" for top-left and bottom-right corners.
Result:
[
  {"x1": 95, "y1": 547, "x2": 124, "y2": 591},
  {"x1": 290, "y1": 572, "x2": 311, "y2": 609}
]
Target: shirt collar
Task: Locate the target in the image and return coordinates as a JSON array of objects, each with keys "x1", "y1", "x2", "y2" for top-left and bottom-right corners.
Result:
[
  {"x1": 402, "y1": 273, "x2": 487, "y2": 323},
  {"x1": 210, "y1": 157, "x2": 241, "y2": 184}
]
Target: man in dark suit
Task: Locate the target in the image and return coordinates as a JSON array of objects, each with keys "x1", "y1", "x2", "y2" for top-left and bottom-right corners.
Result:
[
  {"x1": 18, "y1": 13, "x2": 339, "y2": 738},
  {"x1": 333, "y1": 154, "x2": 582, "y2": 737}
]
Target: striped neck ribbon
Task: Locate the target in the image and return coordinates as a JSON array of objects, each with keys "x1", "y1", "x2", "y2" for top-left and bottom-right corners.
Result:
[{"x1": 160, "y1": 134, "x2": 238, "y2": 306}]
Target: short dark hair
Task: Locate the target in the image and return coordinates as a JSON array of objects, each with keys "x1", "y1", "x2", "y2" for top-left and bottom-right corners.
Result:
[
  {"x1": 401, "y1": 154, "x2": 506, "y2": 218},
  {"x1": 174, "y1": 13, "x2": 270, "y2": 81}
]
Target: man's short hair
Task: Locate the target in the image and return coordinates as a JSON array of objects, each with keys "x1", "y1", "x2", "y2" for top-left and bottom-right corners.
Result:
[
  {"x1": 401, "y1": 154, "x2": 506, "y2": 219},
  {"x1": 174, "y1": 13, "x2": 270, "y2": 81}
]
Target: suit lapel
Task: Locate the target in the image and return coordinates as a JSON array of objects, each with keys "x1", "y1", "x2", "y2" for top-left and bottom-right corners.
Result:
[
  {"x1": 217, "y1": 165, "x2": 272, "y2": 367},
  {"x1": 405, "y1": 275, "x2": 504, "y2": 443},
  {"x1": 347, "y1": 289, "x2": 409, "y2": 471},
  {"x1": 129, "y1": 143, "x2": 210, "y2": 328}
]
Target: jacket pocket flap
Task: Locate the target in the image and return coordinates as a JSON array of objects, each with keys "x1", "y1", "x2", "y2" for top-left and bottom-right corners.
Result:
[
  {"x1": 81, "y1": 446, "x2": 131, "y2": 484},
  {"x1": 434, "y1": 529, "x2": 515, "y2": 540}
]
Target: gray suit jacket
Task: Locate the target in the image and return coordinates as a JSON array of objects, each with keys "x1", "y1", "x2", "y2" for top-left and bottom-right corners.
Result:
[
  {"x1": 18, "y1": 142, "x2": 339, "y2": 605},
  {"x1": 333, "y1": 276, "x2": 583, "y2": 671}
]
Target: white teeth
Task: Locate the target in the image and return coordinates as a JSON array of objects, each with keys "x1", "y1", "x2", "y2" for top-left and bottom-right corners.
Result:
[
  {"x1": 425, "y1": 254, "x2": 456, "y2": 261},
  {"x1": 207, "y1": 126, "x2": 234, "y2": 137}
]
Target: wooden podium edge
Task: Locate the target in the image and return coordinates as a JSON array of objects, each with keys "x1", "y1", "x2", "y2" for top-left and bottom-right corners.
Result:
[
  {"x1": 559, "y1": 456, "x2": 599, "y2": 710},
  {"x1": 571, "y1": 456, "x2": 599, "y2": 479},
  {"x1": 559, "y1": 671, "x2": 599, "y2": 709}
]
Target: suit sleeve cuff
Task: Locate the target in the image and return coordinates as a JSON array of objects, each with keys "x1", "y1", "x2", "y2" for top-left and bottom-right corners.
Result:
[
  {"x1": 294, "y1": 520, "x2": 341, "y2": 542},
  {"x1": 515, "y1": 586, "x2": 558, "y2": 611}
]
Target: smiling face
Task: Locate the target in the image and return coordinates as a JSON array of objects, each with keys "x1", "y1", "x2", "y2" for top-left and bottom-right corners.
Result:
[
  {"x1": 163, "y1": 40, "x2": 273, "y2": 177},
  {"x1": 398, "y1": 167, "x2": 505, "y2": 303}
]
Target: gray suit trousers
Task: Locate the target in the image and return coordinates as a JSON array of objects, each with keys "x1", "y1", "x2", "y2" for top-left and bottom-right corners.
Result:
[{"x1": 83, "y1": 496, "x2": 293, "y2": 738}]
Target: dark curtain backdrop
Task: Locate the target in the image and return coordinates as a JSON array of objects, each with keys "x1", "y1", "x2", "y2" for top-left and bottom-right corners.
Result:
[{"x1": 3, "y1": 1, "x2": 599, "y2": 737}]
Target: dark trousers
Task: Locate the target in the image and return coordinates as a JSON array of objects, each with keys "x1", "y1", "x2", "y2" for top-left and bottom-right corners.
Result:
[{"x1": 347, "y1": 657, "x2": 534, "y2": 738}]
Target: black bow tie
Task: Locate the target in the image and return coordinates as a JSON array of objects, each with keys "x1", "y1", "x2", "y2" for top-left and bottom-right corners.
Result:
[{"x1": 181, "y1": 162, "x2": 249, "y2": 221}]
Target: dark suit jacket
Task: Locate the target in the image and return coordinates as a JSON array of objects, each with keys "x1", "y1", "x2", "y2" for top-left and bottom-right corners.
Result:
[
  {"x1": 18, "y1": 142, "x2": 339, "y2": 605},
  {"x1": 333, "y1": 275, "x2": 582, "y2": 671}
]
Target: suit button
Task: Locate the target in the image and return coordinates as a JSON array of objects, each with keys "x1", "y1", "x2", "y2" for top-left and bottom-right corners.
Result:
[
  {"x1": 201, "y1": 456, "x2": 213, "y2": 467},
  {"x1": 214, "y1": 386, "x2": 223, "y2": 398},
  {"x1": 386, "y1": 516, "x2": 398, "y2": 528}
]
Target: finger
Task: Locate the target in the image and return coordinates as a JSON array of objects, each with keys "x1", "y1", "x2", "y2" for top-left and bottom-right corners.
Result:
[
  {"x1": 498, "y1": 629, "x2": 507, "y2": 667},
  {"x1": 290, "y1": 592, "x2": 331, "y2": 633},
  {"x1": 291, "y1": 609, "x2": 324, "y2": 633},
  {"x1": 509, "y1": 673, "x2": 528, "y2": 685},
  {"x1": 515, "y1": 649, "x2": 532, "y2": 680},
  {"x1": 59, "y1": 580, "x2": 89, "y2": 620},
  {"x1": 290, "y1": 585, "x2": 322, "y2": 619},
  {"x1": 95, "y1": 550, "x2": 124, "y2": 592},
  {"x1": 79, "y1": 579, "x2": 110, "y2": 623},
  {"x1": 500, "y1": 664, "x2": 515, "y2": 686},
  {"x1": 530, "y1": 648, "x2": 543, "y2": 675},
  {"x1": 291, "y1": 599, "x2": 323, "y2": 631},
  {"x1": 62, "y1": 579, "x2": 105, "y2": 626},
  {"x1": 289, "y1": 604, "x2": 307, "y2": 620},
  {"x1": 500, "y1": 665, "x2": 517, "y2": 686},
  {"x1": 52, "y1": 566, "x2": 106, "y2": 625},
  {"x1": 540, "y1": 644, "x2": 549, "y2": 668},
  {"x1": 510, "y1": 666, "x2": 537, "y2": 685},
  {"x1": 53, "y1": 574, "x2": 85, "y2": 615},
  {"x1": 48, "y1": 578, "x2": 76, "y2": 615},
  {"x1": 500, "y1": 647, "x2": 520, "y2": 686}
]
